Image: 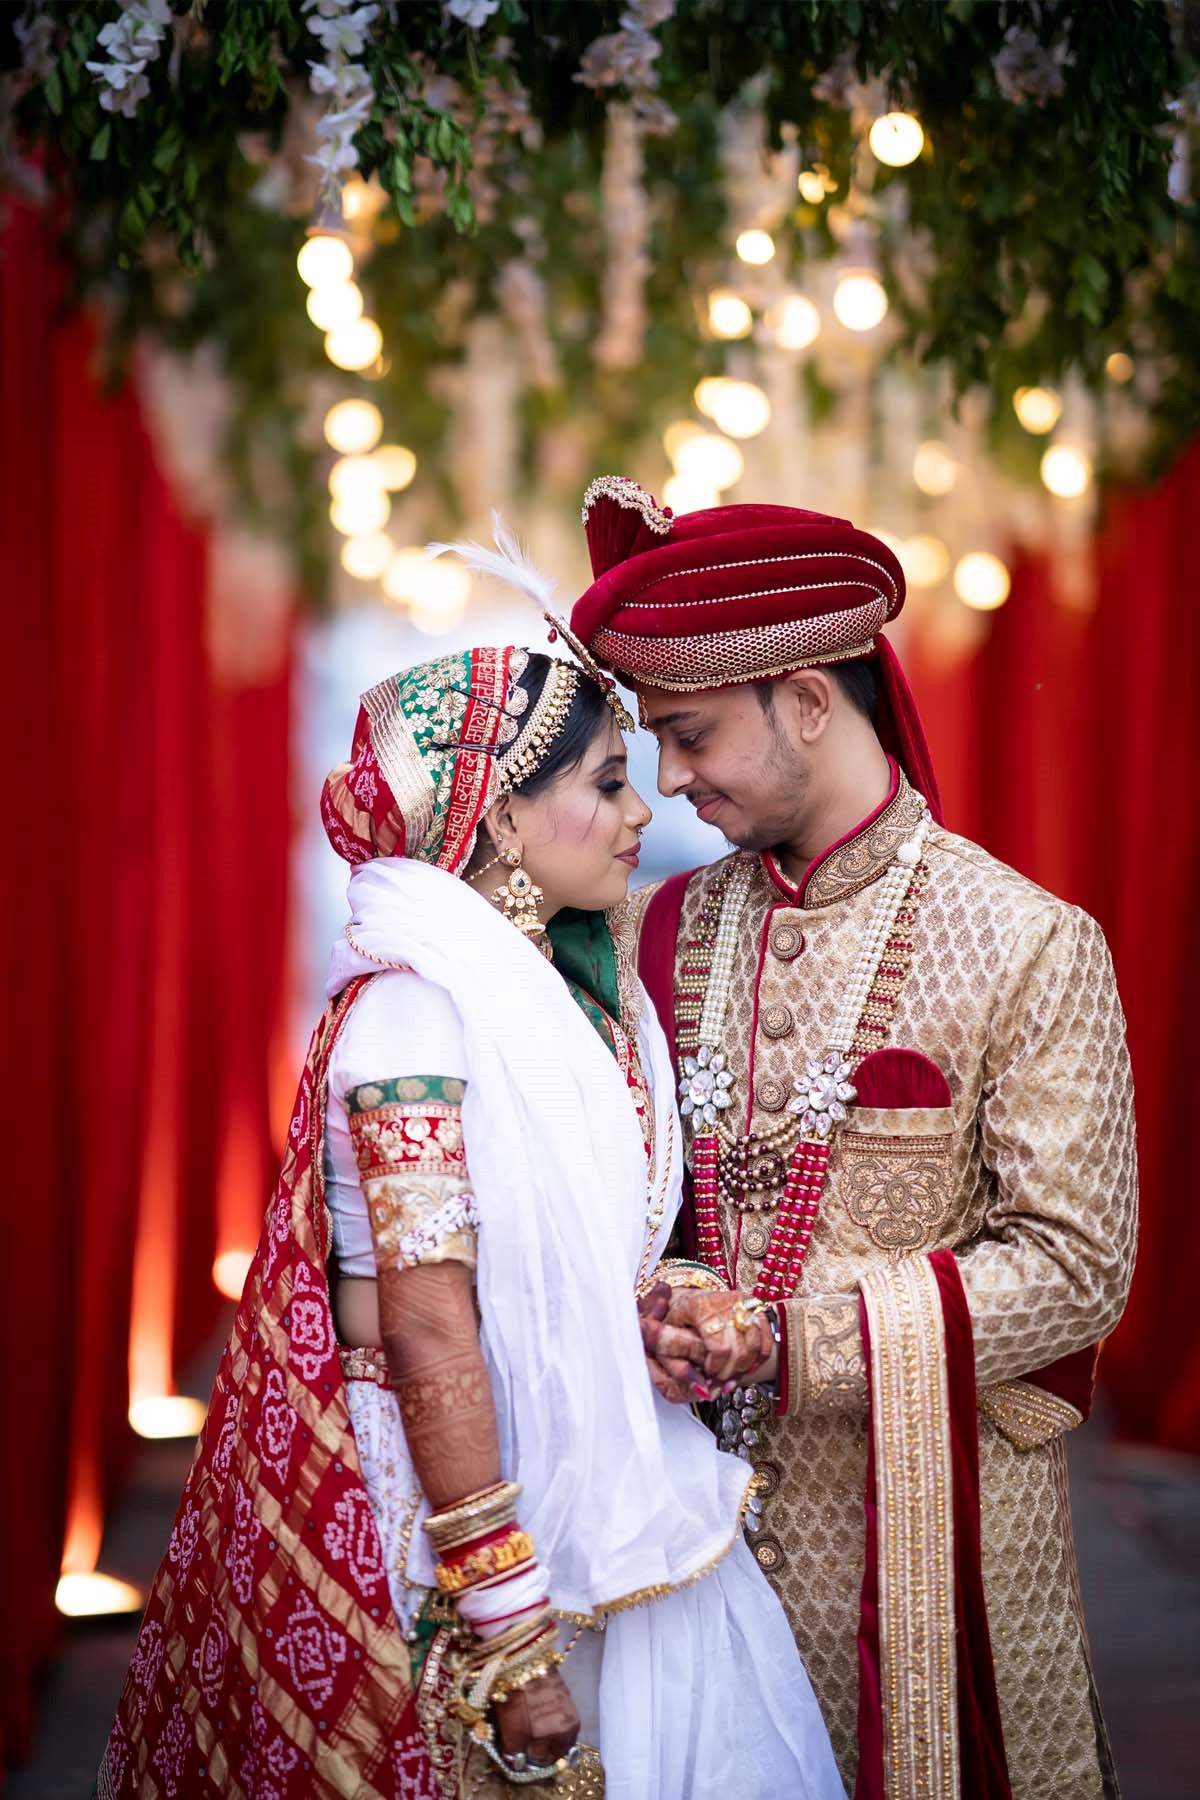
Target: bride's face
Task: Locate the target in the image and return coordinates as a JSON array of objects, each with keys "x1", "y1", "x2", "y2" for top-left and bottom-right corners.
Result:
[{"x1": 502, "y1": 714, "x2": 653, "y2": 917}]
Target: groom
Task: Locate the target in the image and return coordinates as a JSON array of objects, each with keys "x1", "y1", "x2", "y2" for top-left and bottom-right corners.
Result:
[{"x1": 570, "y1": 478, "x2": 1136, "y2": 1799}]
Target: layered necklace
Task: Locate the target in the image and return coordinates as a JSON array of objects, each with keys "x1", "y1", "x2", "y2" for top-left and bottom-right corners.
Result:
[{"x1": 677, "y1": 803, "x2": 932, "y2": 1303}]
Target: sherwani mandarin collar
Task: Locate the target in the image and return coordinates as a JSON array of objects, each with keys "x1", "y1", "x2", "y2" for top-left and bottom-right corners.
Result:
[{"x1": 761, "y1": 759, "x2": 928, "y2": 910}]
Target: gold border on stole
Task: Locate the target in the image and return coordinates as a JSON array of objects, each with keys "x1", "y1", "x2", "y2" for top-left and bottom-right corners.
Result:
[{"x1": 860, "y1": 1256, "x2": 960, "y2": 1800}]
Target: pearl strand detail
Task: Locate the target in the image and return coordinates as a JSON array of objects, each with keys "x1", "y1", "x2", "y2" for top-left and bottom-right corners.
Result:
[
  {"x1": 697, "y1": 857, "x2": 754, "y2": 1050},
  {"x1": 826, "y1": 816, "x2": 929, "y2": 1052}
]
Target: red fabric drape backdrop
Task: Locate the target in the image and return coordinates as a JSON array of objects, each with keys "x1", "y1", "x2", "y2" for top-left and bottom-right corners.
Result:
[
  {"x1": 910, "y1": 442, "x2": 1200, "y2": 1456},
  {"x1": 0, "y1": 203, "x2": 294, "y2": 1768}
]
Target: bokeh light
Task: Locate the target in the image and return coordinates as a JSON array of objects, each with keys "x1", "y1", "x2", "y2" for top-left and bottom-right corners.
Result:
[
  {"x1": 296, "y1": 233, "x2": 353, "y2": 289},
  {"x1": 833, "y1": 272, "x2": 889, "y2": 332},
  {"x1": 868, "y1": 112, "x2": 925, "y2": 168},
  {"x1": 954, "y1": 551, "x2": 1011, "y2": 611}
]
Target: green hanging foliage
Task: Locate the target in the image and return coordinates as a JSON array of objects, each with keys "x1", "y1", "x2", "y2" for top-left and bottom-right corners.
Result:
[{"x1": 3, "y1": 0, "x2": 1197, "y2": 597}]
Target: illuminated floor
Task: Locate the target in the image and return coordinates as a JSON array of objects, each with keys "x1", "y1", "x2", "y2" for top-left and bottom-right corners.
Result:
[{"x1": 10, "y1": 1414, "x2": 1199, "y2": 1798}]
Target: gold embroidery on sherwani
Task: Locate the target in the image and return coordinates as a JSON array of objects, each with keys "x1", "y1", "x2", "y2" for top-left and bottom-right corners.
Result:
[
  {"x1": 860, "y1": 1257, "x2": 959, "y2": 1800},
  {"x1": 672, "y1": 782, "x2": 1136, "y2": 1795},
  {"x1": 795, "y1": 1294, "x2": 867, "y2": 1412},
  {"x1": 802, "y1": 777, "x2": 928, "y2": 908},
  {"x1": 838, "y1": 1130, "x2": 953, "y2": 1258},
  {"x1": 978, "y1": 1379, "x2": 1084, "y2": 1451}
]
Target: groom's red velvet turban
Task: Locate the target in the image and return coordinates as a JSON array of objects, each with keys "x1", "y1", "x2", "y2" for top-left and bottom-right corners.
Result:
[{"x1": 569, "y1": 475, "x2": 942, "y2": 819}]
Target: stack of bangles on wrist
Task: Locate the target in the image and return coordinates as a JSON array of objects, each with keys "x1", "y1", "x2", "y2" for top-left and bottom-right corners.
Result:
[{"x1": 423, "y1": 1480, "x2": 561, "y2": 1688}]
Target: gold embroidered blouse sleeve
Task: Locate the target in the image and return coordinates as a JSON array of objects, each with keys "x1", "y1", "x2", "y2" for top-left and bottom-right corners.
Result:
[
  {"x1": 345, "y1": 1074, "x2": 480, "y2": 1273},
  {"x1": 956, "y1": 902, "x2": 1137, "y2": 1390}
]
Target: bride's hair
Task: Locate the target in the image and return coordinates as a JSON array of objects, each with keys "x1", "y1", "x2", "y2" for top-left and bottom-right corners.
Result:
[{"x1": 511, "y1": 653, "x2": 613, "y2": 798}]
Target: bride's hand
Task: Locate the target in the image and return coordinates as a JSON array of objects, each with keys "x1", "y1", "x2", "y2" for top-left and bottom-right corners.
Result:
[
  {"x1": 493, "y1": 1669, "x2": 580, "y2": 1768},
  {"x1": 650, "y1": 1289, "x2": 776, "y2": 1387},
  {"x1": 638, "y1": 1283, "x2": 713, "y2": 1403}
]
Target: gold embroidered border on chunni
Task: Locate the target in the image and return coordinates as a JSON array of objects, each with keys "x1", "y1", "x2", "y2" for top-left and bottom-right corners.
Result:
[
  {"x1": 978, "y1": 1379, "x2": 1084, "y2": 1452},
  {"x1": 361, "y1": 673, "x2": 438, "y2": 853},
  {"x1": 861, "y1": 1257, "x2": 959, "y2": 1800}
]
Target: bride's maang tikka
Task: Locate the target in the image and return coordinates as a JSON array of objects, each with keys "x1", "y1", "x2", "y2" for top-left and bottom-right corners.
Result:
[
  {"x1": 427, "y1": 515, "x2": 635, "y2": 798},
  {"x1": 495, "y1": 653, "x2": 581, "y2": 792}
]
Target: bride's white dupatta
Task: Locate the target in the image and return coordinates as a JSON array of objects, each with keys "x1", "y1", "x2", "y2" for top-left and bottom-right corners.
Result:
[{"x1": 328, "y1": 858, "x2": 845, "y2": 1800}]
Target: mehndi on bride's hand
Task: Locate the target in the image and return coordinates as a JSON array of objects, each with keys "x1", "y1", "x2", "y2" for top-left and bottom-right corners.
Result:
[
  {"x1": 637, "y1": 1282, "x2": 714, "y2": 1402},
  {"x1": 645, "y1": 1287, "x2": 776, "y2": 1388}
]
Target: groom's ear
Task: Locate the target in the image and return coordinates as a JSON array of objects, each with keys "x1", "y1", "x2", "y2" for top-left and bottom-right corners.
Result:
[{"x1": 777, "y1": 669, "x2": 836, "y2": 744}]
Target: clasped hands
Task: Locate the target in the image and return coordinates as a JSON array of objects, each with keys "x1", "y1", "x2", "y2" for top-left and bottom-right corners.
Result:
[{"x1": 637, "y1": 1282, "x2": 778, "y2": 1404}]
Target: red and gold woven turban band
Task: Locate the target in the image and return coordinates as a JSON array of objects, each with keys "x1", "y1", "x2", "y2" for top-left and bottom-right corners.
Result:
[
  {"x1": 569, "y1": 475, "x2": 942, "y2": 821},
  {"x1": 571, "y1": 476, "x2": 904, "y2": 688}
]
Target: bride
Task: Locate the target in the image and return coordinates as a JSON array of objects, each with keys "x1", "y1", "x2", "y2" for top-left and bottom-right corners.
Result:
[{"x1": 99, "y1": 630, "x2": 844, "y2": 1799}]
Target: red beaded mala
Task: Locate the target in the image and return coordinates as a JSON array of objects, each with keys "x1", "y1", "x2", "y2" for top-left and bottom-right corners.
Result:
[{"x1": 678, "y1": 822, "x2": 931, "y2": 1306}]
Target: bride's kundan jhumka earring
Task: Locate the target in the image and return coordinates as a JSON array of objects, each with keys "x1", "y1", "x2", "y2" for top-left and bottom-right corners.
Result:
[{"x1": 491, "y1": 847, "x2": 550, "y2": 957}]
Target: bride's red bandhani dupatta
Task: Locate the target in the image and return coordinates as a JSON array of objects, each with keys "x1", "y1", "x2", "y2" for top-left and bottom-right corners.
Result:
[{"x1": 98, "y1": 976, "x2": 437, "y2": 1800}]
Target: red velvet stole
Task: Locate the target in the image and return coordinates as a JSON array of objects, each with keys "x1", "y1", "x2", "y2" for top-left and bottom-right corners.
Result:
[
  {"x1": 854, "y1": 1251, "x2": 1012, "y2": 1800},
  {"x1": 100, "y1": 978, "x2": 432, "y2": 1800}
]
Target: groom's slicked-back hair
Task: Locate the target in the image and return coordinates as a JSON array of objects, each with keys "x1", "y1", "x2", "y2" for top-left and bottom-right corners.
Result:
[{"x1": 753, "y1": 658, "x2": 878, "y2": 723}]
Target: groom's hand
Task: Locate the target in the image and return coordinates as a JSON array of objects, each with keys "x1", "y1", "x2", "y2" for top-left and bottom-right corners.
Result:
[
  {"x1": 638, "y1": 1283, "x2": 713, "y2": 1403},
  {"x1": 650, "y1": 1289, "x2": 776, "y2": 1386}
]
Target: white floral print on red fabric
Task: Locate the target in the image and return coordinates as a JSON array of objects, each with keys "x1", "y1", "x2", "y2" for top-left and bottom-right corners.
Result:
[
  {"x1": 240, "y1": 1698, "x2": 300, "y2": 1799},
  {"x1": 394, "y1": 1730, "x2": 440, "y2": 1798},
  {"x1": 130, "y1": 1616, "x2": 165, "y2": 1697},
  {"x1": 289, "y1": 1261, "x2": 337, "y2": 1382},
  {"x1": 228, "y1": 1480, "x2": 264, "y2": 1606},
  {"x1": 167, "y1": 1499, "x2": 200, "y2": 1582},
  {"x1": 151, "y1": 1701, "x2": 191, "y2": 1798},
  {"x1": 348, "y1": 739, "x2": 380, "y2": 808},
  {"x1": 213, "y1": 1389, "x2": 240, "y2": 1481},
  {"x1": 191, "y1": 1612, "x2": 228, "y2": 1709},
  {"x1": 289, "y1": 1068, "x2": 312, "y2": 1148},
  {"x1": 274, "y1": 1588, "x2": 348, "y2": 1708},
  {"x1": 105, "y1": 1717, "x2": 131, "y2": 1789},
  {"x1": 257, "y1": 1366, "x2": 295, "y2": 1483},
  {"x1": 322, "y1": 1489, "x2": 385, "y2": 1597}
]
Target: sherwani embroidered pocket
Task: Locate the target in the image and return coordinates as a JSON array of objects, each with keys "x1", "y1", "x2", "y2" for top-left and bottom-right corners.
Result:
[
  {"x1": 837, "y1": 1107, "x2": 955, "y2": 1259},
  {"x1": 834, "y1": 1046, "x2": 956, "y2": 1260}
]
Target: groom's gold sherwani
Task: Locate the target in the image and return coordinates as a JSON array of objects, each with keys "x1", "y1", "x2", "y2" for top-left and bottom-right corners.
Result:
[{"x1": 632, "y1": 772, "x2": 1136, "y2": 1799}]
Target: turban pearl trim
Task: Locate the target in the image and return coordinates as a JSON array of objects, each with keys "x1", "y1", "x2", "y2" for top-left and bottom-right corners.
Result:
[{"x1": 623, "y1": 550, "x2": 900, "y2": 610}]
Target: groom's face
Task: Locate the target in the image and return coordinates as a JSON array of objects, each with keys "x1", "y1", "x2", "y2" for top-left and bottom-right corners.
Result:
[{"x1": 639, "y1": 681, "x2": 811, "y2": 852}]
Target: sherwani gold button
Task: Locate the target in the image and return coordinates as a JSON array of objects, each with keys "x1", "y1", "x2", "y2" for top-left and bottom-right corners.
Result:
[
  {"x1": 770, "y1": 923, "x2": 804, "y2": 960},
  {"x1": 743, "y1": 1221, "x2": 771, "y2": 1259},
  {"x1": 754, "y1": 1076, "x2": 787, "y2": 1112},
  {"x1": 762, "y1": 1003, "x2": 794, "y2": 1039}
]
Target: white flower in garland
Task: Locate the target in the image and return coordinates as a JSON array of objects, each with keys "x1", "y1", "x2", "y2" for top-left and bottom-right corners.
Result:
[
  {"x1": 85, "y1": 0, "x2": 172, "y2": 119},
  {"x1": 577, "y1": 0, "x2": 678, "y2": 135},
  {"x1": 443, "y1": 0, "x2": 501, "y2": 27},
  {"x1": 14, "y1": 13, "x2": 57, "y2": 85},
  {"x1": 992, "y1": 25, "x2": 1073, "y2": 107},
  {"x1": 302, "y1": 0, "x2": 380, "y2": 195}
]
